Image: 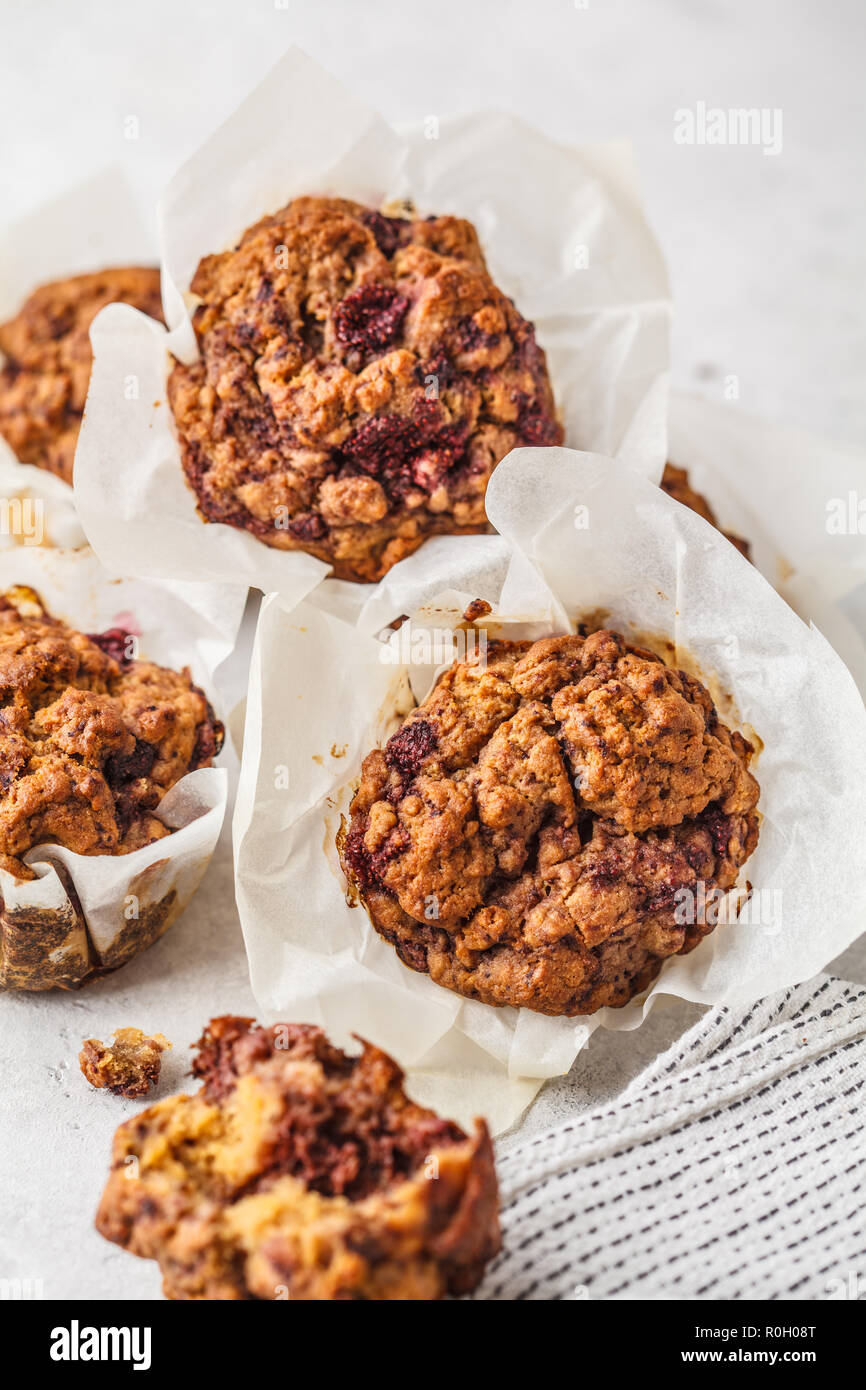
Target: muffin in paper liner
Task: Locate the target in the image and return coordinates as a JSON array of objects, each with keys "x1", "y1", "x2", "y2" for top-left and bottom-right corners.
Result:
[
  {"x1": 0, "y1": 547, "x2": 244, "y2": 991},
  {"x1": 232, "y1": 445, "x2": 866, "y2": 1133},
  {"x1": 0, "y1": 768, "x2": 224, "y2": 990},
  {"x1": 0, "y1": 167, "x2": 158, "y2": 549},
  {"x1": 75, "y1": 46, "x2": 670, "y2": 606}
]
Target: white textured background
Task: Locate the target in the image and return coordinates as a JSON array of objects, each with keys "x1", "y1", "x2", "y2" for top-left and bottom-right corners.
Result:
[{"x1": 0, "y1": 0, "x2": 864, "y2": 1301}]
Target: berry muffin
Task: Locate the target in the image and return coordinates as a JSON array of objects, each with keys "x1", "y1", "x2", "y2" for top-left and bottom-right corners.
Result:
[
  {"x1": 341, "y1": 629, "x2": 760, "y2": 1016},
  {"x1": 168, "y1": 196, "x2": 562, "y2": 582},
  {"x1": 95, "y1": 1016, "x2": 500, "y2": 1301},
  {"x1": 0, "y1": 268, "x2": 164, "y2": 484},
  {"x1": 0, "y1": 587, "x2": 223, "y2": 881},
  {"x1": 661, "y1": 463, "x2": 751, "y2": 560}
]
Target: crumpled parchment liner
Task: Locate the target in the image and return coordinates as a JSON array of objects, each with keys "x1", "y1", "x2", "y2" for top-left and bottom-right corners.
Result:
[
  {"x1": 233, "y1": 446, "x2": 866, "y2": 1133},
  {"x1": 0, "y1": 546, "x2": 246, "y2": 989},
  {"x1": 0, "y1": 442, "x2": 84, "y2": 551},
  {"x1": 75, "y1": 45, "x2": 670, "y2": 607},
  {"x1": 0, "y1": 167, "x2": 158, "y2": 550},
  {"x1": 667, "y1": 390, "x2": 866, "y2": 694},
  {"x1": 0, "y1": 770, "x2": 224, "y2": 989}
]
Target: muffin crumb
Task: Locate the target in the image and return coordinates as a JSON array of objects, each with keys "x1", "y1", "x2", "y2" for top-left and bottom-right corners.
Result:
[
  {"x1": 462, "y1": 598, "x2": 492, "y2": 622},
  {"x1": 80, "y1": 1028, "x2": 170, "y2": 1099}
]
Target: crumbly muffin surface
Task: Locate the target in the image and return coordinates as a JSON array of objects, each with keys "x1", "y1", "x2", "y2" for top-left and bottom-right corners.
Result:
[
  {"x1": 341, "y1": 630, "x2": 760, "y2": 1016},
  {"x1": 0, "y1": 589, "x2": 223, "y2": 879},
  {"x1": 0, "y1": 268, "x2": 163, "y2": 484},
  {"x1": 168, "y1": 196, "x2": 562, "y2": 582},
  {"x1": 95, "y1": 1016, "x2": 500, "y2": 1300},
  {"x1": 80, "y1": 1027, "x2": 170, "y2": 1098}
]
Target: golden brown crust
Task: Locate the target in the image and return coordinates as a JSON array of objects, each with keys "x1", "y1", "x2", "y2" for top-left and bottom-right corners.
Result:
[
  {"x1": 95, "y1": 1016, "x2": 500, "y2": 1300},
  {"x1": 661, "y1": 463, "x2": 751, "y2": 560},
  {"x1": 0, "y1": 587, "x2": 223, "y2": 881},
  {"x1": 341, "y1": 630, "x2": 760, "y2": 1016},
  {"x1": 168, "y1": 196, "x2": 562, "y2": 582},
  {"x1": 80, "y1": 1027, "x2": 170, "y2": 1098},
  {"x1": 0, "y1": 268, "x2": 163, "y2": 484}
]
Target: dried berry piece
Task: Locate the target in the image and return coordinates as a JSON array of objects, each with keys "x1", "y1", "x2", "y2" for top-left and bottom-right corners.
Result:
[
  {"x1": 88, "y1": 627, "x2": 135, "y2": 670},
  {"x1": 342, "y1": 415, "x2": 422, "y2": 495},
  {"x1": 385, "y1": 718, "x2": 438, "y2": 776},
  {"x1": 359, "y1": 210, "x2": 409, "y2": 258},
  {"x1": 287, "y1": 512, "x2": 327, "y2": 542},
  {"x1": 333, "y1": 283, "x2": 409, "y2": 353},
  {"x1": 513, "y1": 393, "x2": 563, "y2": 446},
  {"x1": 104, "y1": 738, "x2": 157, "y2": 784}
]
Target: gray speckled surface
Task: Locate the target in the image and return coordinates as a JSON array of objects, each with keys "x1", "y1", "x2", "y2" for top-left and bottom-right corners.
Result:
[{"x1": 0, "y1": 0, "x2": 863, "y2": 1299}]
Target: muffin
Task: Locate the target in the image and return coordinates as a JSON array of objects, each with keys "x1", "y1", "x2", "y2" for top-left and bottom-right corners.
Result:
[
  {"x1": 95, "y1": 1016, "x2": 500, "y2": 1301},
  {"x1": 168, "y1": 196, "x2": 562, "y2": 582},
  {"x1": 341, "y1": 629, "x2": 760, "y2": 1016},
  {"x1": 0, "y1": 587, "x2": 223, "y2": 881},
  {"x1": 661, "y1": 463, "x2": 751, "y2": 559},
  {"x1": 0, "y1": 267, "x2": 164, "y2": 484}
]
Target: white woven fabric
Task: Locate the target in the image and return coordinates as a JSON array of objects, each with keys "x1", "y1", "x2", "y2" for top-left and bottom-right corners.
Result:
[{"x1": 475, "y1": 976, "x2": 866, "y2": 1300}]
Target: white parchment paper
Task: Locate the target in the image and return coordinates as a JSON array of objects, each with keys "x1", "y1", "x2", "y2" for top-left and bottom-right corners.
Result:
[
  {"x1": 668, "y1": 391, "x2": 866, "y2": 693},
  {"x1": 0, "y1": 441, "x2": 84, "y2": 551},
  {"x1": 0, "y1": 546, "x2": 247, "y2": 988},
  {"x1": 75, "y1": 45, "x2": 670, "y2": 604},
  {"x1": 0, "y1": 167, "x2": 157, "y2": 549},
  {"x1": 233, "y1": 444, "x2": 866, "y2": 1132}
]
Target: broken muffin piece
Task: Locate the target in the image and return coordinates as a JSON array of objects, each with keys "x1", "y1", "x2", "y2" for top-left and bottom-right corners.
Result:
[
  {"x1": 0, "y1": 267, "x2": 164, "y2": 484},
  {"x1": 168, "y1": 196, "x2": 562, "y2": 582},
  {"x1": 80, "y1": 1028, "x2": 171, "y2": 1099},
  {"x1": 661, "y1": 463, "x2": 751, "y2": 559},
  {"x1": 341, "y1": 629, "x2": 760, "y2": 1017},
  {"x1": 0, "y1": 587, "x2": 224, "y2": 880},
  {"x1": 95, "y1": 1016, "x2": 500, "y2": 1300}
]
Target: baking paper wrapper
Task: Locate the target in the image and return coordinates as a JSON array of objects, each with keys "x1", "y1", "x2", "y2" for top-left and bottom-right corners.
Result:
[
  {"x1": 667, "y1": 391, "x2": 866, "y2": 693},
  {"x1": 0, "y1": 546, "x2": 246, "y2": 989},
  {"x1": 75, "y1": 45, "x2": 670, "y2": 606},
  {"x1": 0, "y1": 167, "x2": 158, "y2": 550},
  {"x1": 233, "y1": 444, "x2": 866, "y2": 1133}
]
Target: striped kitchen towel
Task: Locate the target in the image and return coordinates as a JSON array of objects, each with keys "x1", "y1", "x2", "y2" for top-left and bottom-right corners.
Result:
[{"x1": 475, "y1": 975, "x2": 866, "y2": 1300}]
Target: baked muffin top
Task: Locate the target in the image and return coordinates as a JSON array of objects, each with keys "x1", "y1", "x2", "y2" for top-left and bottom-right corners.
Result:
[
  {"x1": 342, "y1": 629, "x2": 760, "y2": 1016},
  {"x1": 0, "y1": 267, "x2": 164, "y2": 484},
  {"x1": 168, "y1": 196, "x2": 562, "y2": 582},
  {"x1": 0, "y1": 589, "x2": 223, "y2": 879},
  {"x1": 95, "y1": 1015, "x2": 500, "y2": 1301}
]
